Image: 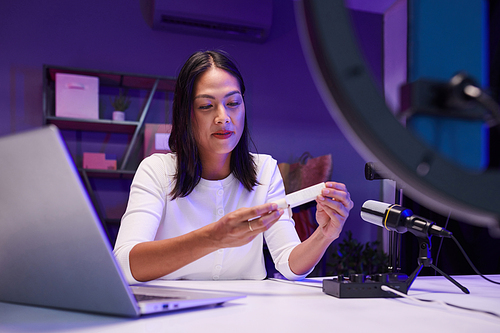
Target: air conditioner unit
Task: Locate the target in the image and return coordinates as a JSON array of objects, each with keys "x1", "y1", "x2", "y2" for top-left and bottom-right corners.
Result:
[{"x1": 148, "y1": 0, "x2": 273, "y2": 43}]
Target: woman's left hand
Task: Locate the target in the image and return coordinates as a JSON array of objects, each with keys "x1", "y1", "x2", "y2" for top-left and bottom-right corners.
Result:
[{"x1": 315, "y1": 182, "x2": 354, "y2": 240}]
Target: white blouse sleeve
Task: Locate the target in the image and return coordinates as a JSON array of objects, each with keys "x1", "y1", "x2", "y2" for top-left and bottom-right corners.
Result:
[
  {"x1": 113, "y1": 154, "x2": 169, "y2": 284},
  {"x1": 263, "y1": 161, "x2": 313, "y2": 281}
]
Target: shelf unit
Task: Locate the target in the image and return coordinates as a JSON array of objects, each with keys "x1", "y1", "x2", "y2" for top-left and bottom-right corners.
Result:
[{"x1": 43, "y1": 65, "x2": 176, "y2": 244}]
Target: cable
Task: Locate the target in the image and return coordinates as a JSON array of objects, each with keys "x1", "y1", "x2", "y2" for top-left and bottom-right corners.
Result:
[
  {"x1": 451, "y1": 235, "x2": 500, "y2": 285},
  {"x1": 434, "y1": 211, "x2": 451, "y2": 274},
  {"x1": 268, "y1": 278, "x2": 323, "y2": 288},
  {"x1": 427, "y1": 214, "x2": 499, "y2": 286},
  {"x1": 381, "y1": 285, "x2": 500, "y2": 319}
]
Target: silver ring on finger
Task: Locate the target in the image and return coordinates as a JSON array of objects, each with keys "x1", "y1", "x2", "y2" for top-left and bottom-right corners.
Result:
[{"x1": 248, "y1": 221, "x2": 254, "y2": 232}]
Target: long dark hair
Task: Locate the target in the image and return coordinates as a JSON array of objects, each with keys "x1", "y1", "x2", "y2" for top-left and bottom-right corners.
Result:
[{"x1": 168, "y1": 50, "x2": 258, "y2": 199}]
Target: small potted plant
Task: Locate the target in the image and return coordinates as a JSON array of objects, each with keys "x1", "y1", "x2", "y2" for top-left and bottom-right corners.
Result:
[
  {"x1": 110, "y1": 88, "x2": 131, "y2": 121},
  {"x1": 327, "y1": 230, "x2": 389, "y2": 276}
]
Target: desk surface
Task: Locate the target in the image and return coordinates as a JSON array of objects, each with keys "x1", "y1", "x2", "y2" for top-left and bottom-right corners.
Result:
[{"x1": 1, "y1": 275, "x2": 499, "y2": 333}]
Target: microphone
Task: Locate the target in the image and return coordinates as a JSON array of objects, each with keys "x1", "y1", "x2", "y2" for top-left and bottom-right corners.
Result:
[{"x1": 361, "y1": 200, "x2": 452, "y2": 238}]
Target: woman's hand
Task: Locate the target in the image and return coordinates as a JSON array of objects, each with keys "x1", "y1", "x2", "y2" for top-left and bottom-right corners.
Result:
[
  {"x1": 315, "y1": 182, "x2": 354, "y2": 240},
  {"x1": 207, "y1": 203, "x2": 284, "y2": 248},
  {"x1": 288, "y1": 181, "x2": 353, "y2": 276},
  {"x1": 130, "y1": 202, "x2": 283, "y2": 282}
]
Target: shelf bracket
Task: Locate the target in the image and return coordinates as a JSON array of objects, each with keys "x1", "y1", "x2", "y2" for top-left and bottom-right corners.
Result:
[{"x1": 120, "y1": 78, "x2": 160, "y2": 170}]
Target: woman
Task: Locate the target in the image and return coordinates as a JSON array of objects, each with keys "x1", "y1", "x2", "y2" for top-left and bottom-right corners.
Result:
[{"x1": 113, "y1": 50, "x2": 353, "y2": 283}]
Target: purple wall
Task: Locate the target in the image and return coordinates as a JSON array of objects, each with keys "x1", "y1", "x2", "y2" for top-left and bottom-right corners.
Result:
[{"x1": 0, "y1": 0, "x2": 383, "y2": 244}]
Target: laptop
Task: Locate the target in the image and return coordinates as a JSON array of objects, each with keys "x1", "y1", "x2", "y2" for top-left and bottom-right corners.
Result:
[{"x1": 0, "y1": 125, "x2": 244, "y2": 317}]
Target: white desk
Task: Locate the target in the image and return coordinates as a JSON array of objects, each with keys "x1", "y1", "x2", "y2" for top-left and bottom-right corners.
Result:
[{"x1": 0, "y1": 275, "x2": 499, "y2": 333}]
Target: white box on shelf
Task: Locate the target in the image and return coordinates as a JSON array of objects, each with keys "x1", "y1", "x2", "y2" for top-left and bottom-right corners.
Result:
[
  {"x1": 155, "y1": 133, "x2": 170, "y2": 150},
  {"x1": 144, "y1": 124, "x2": 172, "y2": 157},
  {"x1": 55, "y1": 73, "x2": 99, "y2": 119}
]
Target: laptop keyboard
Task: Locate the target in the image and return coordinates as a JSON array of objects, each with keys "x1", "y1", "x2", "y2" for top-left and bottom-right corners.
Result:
[{"x1": 134, "y1": 294, "x2": 182, "y2": 302}]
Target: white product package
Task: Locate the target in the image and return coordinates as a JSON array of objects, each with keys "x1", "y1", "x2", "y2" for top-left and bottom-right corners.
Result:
[
  {"x1": 55, "y1": 73, "x2": 99, "y2": 119},
  {"x1": 273, "y1": 182, "x2": 326, "y2": 216}
]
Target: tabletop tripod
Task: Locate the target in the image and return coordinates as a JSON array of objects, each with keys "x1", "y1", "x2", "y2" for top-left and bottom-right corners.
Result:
[{"x1": 405, "y1": 234, "x2": 470, "y2": 294}]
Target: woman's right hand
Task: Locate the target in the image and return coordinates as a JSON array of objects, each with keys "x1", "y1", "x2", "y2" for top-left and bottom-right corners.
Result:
[{"x1": 206, "y1": 203, "x2": 284, "y2": 248}]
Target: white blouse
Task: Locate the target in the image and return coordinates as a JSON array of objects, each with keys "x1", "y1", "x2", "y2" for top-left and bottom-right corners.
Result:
[{"x1": 113, "y1": 153, "x2": 310, "y2": 284}]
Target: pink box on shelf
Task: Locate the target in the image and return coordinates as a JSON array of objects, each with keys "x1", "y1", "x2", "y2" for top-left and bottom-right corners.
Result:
[
  {"x1": 144, "y1": 124, "x2": 172, "y2": 157},
  {"x1": 55, "y1": 73, "x2": 99, "y2": 119},
  {"x1": 83, "y1": 152, "x2": 117, "y2": 170}
]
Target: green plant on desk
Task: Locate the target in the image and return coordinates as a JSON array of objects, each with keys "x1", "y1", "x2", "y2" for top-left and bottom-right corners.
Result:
[
  {"x1": 328, "y1": 230, "x2": 388, "y2": 276},
  {"x1": 110, "y1": 88, "x2": 131, "y2": 112}
]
